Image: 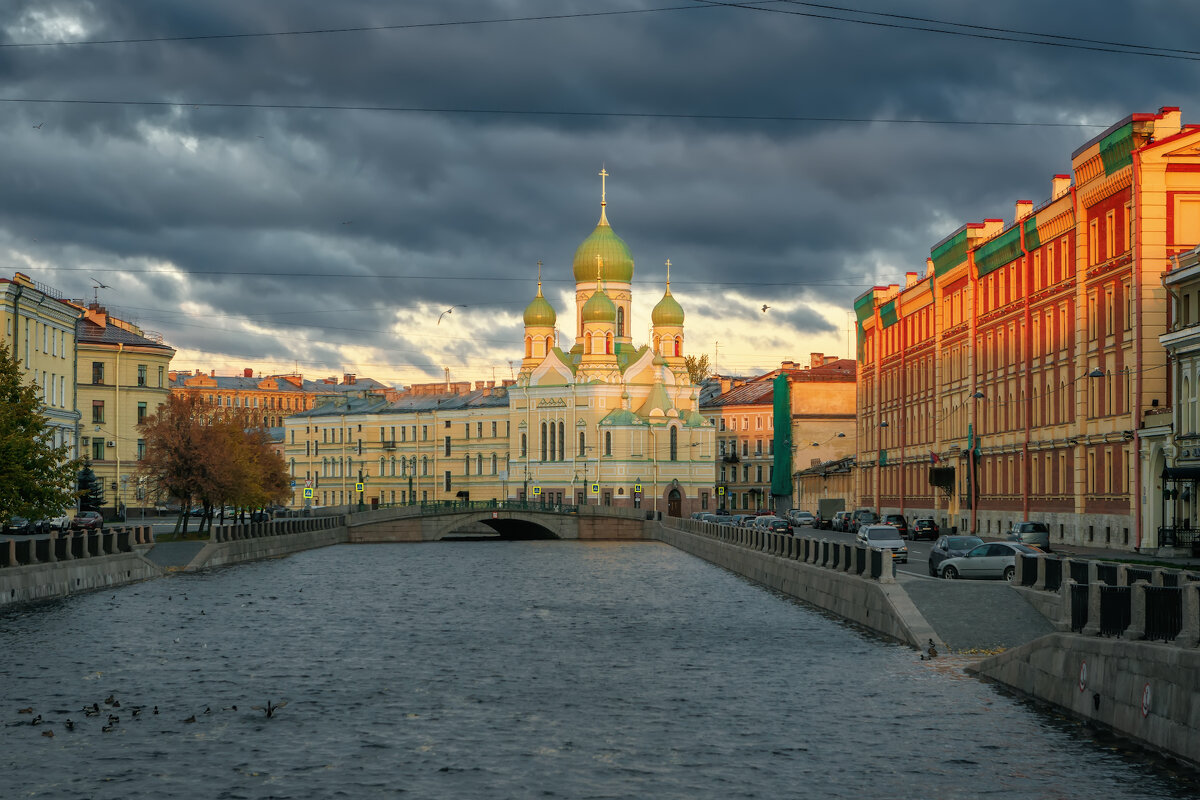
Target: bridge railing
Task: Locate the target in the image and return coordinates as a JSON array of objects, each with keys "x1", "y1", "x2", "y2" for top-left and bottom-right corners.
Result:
[
  {"x1": 658, "y1": 515, "x2": 895, "y2": 583},
  {"x1": 0, "y1": 526, "x2": 154, "y2": 568},
  {"x1": 1013, "y1": 553, "x2": 1200, "y2": 646}
]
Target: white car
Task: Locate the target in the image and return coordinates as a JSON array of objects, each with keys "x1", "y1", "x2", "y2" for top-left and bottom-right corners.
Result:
[
  {"x1": 789, "y1": 510, "x2": 816, "y2": 527},
  {"x1": 857, "y1": 524, "x2": 909, "y2": 562},
  {"x1": 938, "y1": 541, "x2": 1041, "y2": 581}
]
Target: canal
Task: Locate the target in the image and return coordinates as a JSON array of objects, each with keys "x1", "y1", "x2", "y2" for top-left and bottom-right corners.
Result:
[{"x1": 2, "y1": 541, "x2": 1196, "y2": 799}]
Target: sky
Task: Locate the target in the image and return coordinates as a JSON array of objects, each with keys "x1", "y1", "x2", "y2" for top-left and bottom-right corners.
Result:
[{"x1": 4, "y1": 0, "x2": 1200, "y2": 387}]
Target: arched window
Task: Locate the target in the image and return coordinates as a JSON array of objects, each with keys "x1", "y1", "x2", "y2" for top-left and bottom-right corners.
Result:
[
  {"x1": 579, "y1": 431, "x2": 586, "y2": 456},
  {"x1": 617, "y1": 307, "x2": 625, "y2": 337},
  {"x1": 390, "y1": 457, "x2": 396, "y2": 476},
  {"x1": 674, "y1": 335, "x2": 683, "y2": 357},
  {"x1": 585, "y1": 331, "x2": 593, "y2": 354},
  {"x1": 606, "y1": 332, "x2": 613, "y2": 354},
  {"x1": 379, "y1": 457, "x2": 385, "y2": 475},
  {"x1": 476, "y1": 454, "x2": 483, "y2": 475},
  {"x1": 605, "y1": 430, "x2": 612, "y2": 456},
  {"x1": 545, "y1": 335, "x2": 553, "y2": 354},
  {"x1": 421, "y1": 456, "x2": 428, "y2": 476},
  {"x1": 653, "y1": 334, "x2": 661, "y2": 355},
  {"x1": 670, "y1": 426, "x2": 678, "y2": 461},
  {"x1": 558, "y1": 421, "x2": 565, "y2": 461},
  {"x1": 521, "y1": 433, "x2": 527, "y2": 458},
  {"x1": 548, "y1": 421, "x2": 556, "y2": 462},
  {"x1": 491, "y1": 454, "x2": 497, "y2": 474},
  {"x1": 541, "y1": 422, "x2": 548, "y2": 461},
  {"x1": 525, "y1": 336, "x2": 532, "y2": 358}
]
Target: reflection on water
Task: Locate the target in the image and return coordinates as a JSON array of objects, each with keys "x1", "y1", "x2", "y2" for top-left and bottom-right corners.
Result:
[{"x1": 1, "y1": 541, "x2": 1196, "y2": 799}]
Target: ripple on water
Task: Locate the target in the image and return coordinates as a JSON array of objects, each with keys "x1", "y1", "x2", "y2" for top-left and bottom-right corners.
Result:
[{"x1": 1, "y1": 541, "x2": 1198, "y2": 799}]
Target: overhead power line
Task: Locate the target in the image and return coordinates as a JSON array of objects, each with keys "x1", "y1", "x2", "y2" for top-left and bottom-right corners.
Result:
[{"x1": 0, "y1": 96, "x2": 1107, "y2": 128}]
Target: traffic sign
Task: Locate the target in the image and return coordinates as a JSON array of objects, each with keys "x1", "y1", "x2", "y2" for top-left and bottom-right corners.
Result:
[
  {"x1": 290, "y1": 480, "x2": 296, "y2": 488},
  {"x1": 532, "y1": 486, "x2": 541, "y2": 496},
  {"x1": 356, "y1": 482, "x2": 364, "y2": 492},
  {"x1": 303, "y1": 488, "x2": 314, "y2": 499},
  {"x1": 633, "y1": 483, "x2": 642, "y2": 493},
  {"x1": 718, "y1": 486, "x2": 725, "y2": 495},
  {"x1": 590, "y1": 482, "x2": 599, "y2": 495}
]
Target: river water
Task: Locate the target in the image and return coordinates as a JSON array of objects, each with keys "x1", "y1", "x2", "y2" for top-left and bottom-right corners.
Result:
[{"x1": 2, "y1": 541, "x2": 1196, "y2": 799}]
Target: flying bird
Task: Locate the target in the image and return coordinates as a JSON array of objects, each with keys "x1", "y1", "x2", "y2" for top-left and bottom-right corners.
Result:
[
  {"x1": 438, "y1": 305, "x2": 466, "y2": 325},
  {"x1": 32, "y1": 122, "x2": 43, "y2": 129},
  {"x1": 761, "y1": 304, "x2": 770, "y2": 313},
  {"x1": 91, "y1": 278, "x2": 112, "y2": 289}
]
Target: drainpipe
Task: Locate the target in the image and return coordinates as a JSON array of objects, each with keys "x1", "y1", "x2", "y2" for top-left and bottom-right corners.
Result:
[
  {"x1": 1020, "y1": 222, "x2": 1032, "y2": 523},
  {"x1": 1133, "y1": 148, "x2": 1145, "y2": 550},
  {"x1": 899, "y1": 310, "x2": 906, "y2": 522},
  {"x1": 969, "y1": 248, "x2": 980, "y2": 537}
]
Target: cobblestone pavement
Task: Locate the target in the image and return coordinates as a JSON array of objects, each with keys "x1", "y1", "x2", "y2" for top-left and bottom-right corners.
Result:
[{"x1": 899, "y1": 574, "x2": 1054, "y2": 653}]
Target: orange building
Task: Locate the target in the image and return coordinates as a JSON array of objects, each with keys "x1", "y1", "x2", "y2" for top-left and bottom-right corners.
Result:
[
  {"x1": 169, "y1": 369, "x2": 396, "y2": 429},
  {"x1": 856, "y1": 106, "x2": 1200, "y2": 552}
]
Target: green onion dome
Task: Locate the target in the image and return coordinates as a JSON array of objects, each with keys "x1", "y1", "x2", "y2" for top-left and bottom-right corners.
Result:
[
  {"x1": 581, "y1": 286, "x2": 617, "y2": 323},
  {"x1": 573, "y1": 212, "x2": 635, "y2": 284},
  {"x1": 523, "y1": 285, "x2": 557, "y2": 327},
  {"x1": 651, "y1": 286, "x2": 685, "y2": 326}
]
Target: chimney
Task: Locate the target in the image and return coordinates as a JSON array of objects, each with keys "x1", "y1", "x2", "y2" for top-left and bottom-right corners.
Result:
[
  {"x1": 343, "y1": 373, "x2": 356, "y2": 385},
  {"x1": 905, "y1": 271, "x2": 919, "y2": 288},
  {"x1": 981, "y1": 219, "x2": 1004, "y2": 239},
  {"x1": 780, "y1": 360, "x2": 795, "y2": 371},
  {"x1": 1157, "y1": 106, "x2": 1182, "y2": 139},
  {"x1": 824, "y1": 355, "x2": 838, "y2": 365},
  {"x1": 244, "y1": 368, "x2": 253, "y2": 378},
  {"x1": 810, "y1": 353, "x2": 824, "y2": 369},
  {"x1": 1052, "y1": 174, "x2": 1071, "y2": 200},
  {"x1": 1014, "y1": 200, "x2": 1033, "y2": 222},
  {"x1": 926, "y1": 257, "x2": 935, "y2": 277},
  {"x1": 210, "y1": 369, "x2": 215, "y2": 377}
]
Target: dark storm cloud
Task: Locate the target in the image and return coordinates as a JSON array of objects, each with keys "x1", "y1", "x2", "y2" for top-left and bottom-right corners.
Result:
[{"x1": 3, "y1": 0, "x2": 1200, "y2": 382}]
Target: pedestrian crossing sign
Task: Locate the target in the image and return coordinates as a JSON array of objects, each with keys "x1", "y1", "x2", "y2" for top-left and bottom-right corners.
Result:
[
  {"x1": 633, "y1": 483, "x2": 642, "y2": 493},
  {"x1": 356, "y1": 482, "x2": 364, "y2": 492},
  {"x1": 591, "y1": 483, "x2": 599, "y2": 495},
  {"x1": 303, "y1": 488, "x2": 313, "y2": 499},
  {"x1": 532, "y1": 486, "x2": 541, "y2": 496},
  {"x1": 718, "y1": 486, "x2": 725, "y2": 495}
]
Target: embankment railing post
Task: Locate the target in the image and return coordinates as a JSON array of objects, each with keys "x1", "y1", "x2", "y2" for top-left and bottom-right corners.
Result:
[{"x1": 1124, "y1": 581, "x2": 1148, "y2": 640}]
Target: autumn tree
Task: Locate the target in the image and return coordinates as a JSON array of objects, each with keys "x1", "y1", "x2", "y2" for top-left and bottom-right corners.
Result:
[
  {"x1": 0, "y1": 340, "x2": 78, "y2": 520},
  {"x1": 684, "y1": 353, "x2": 711, "y2": 385}
]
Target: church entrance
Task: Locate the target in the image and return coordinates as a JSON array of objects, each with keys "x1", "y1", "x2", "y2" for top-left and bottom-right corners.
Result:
[{"x1": 667, "y1": 489, "x2": 681, "y2": 517}]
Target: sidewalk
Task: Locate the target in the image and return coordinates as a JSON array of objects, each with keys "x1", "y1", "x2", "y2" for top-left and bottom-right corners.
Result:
[{"x1": 1046, "y1": 539, "x2": 1200, "y2": 570}]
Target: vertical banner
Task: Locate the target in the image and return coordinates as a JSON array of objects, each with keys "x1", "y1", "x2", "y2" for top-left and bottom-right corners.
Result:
[{"x1": 771, "y1": 373, "x2": 793, "y2": 507}]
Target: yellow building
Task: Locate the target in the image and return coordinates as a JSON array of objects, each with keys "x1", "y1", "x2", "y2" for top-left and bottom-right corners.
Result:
[
  {"x1": 282, "y1": 171, "x2": 715, "y2": 516},
  {"x1": 76, "y1": 303, "x2": 175, "y2": 516},
  {"x1": 171, "y1": 369, "x2": 394, "y2": 428},
  {"x1": 1, "y1": 272, "x2": 81, "y2": 459}
]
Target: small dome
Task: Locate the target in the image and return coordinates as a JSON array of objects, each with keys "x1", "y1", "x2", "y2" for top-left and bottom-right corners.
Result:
[
  {"x1": 523, "y1": 289, "x2": 556, "y2": 327},
  {"x1": 581, "y1": 286, "x2": 617, "y2": 324},
  {"x1": 652, "y1": 287, "x2": 685, "y2": 326},
  {"x1": 573, "y1": 216, "x2": 634, "y2": 283}
]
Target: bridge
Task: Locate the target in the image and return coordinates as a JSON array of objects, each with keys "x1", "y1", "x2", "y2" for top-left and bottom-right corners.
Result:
[{"x1": 343, "y1": 501, "x2": 655, "y2": 543}]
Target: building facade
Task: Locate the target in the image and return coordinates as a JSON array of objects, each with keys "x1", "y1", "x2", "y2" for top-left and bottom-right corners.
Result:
[
  {"x1": 76, "y1": 304, "x2": 176, "y2": 515},
  {"x1": 171, "y1": 369, "x2": 394, "y2": 428},
  {"x1": 1, "y1": 272, "x2": 82, "y2": 460},
  {"x1": 856, "y1": 106, "x2": 1200, "y2": 552}
]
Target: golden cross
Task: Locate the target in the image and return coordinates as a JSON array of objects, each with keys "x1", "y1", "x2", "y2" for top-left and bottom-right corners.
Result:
[
  {"x1": 536, "y1": 259, "x2": 543, "y2": 291},
  {"x1": 665, "y1": 258, "x2": 671, "y2": 284},
  {"x1": 595, "y1": 254, "x2": 604, "y2": 281},
  {"x1": 599, "y1": 166, "x2": 608, "y2": 206}
]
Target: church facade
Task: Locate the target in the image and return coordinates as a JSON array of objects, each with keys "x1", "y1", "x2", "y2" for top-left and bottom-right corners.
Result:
[{"x1": 283, "y1": 172, "x2": 716, "y2": 517}]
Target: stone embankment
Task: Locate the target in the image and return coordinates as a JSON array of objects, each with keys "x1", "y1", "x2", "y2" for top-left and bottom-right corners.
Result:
[
  {"x1": 0, "y1": 526, "x2": 160, "y2": 607},
  {"x1": 184, "y1": 515, "x2": 348, "y2": 571}
]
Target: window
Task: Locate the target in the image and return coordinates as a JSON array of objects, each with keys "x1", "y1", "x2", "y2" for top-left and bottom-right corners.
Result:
[
  {"x1": 137, "y1": 439, "x2": 146, "y2": 460},
  {"x1": 92, "y1": 400, "x2": 104, "y2": 423},
  {"x1": 445, "y1": 420, "x2": 451, "y2": 429},
  {"x1": 137, "y1": 364, "x2": 147, "y2": 386},
  {"x1": 444, "y1": 435, "x2": 451, "y2": 457},
  {"x1": 521, "y1": 433, "x2": 527, "y2": 457},
  {"x1": 541, "y1": 422, "x2": 548, "y2": 461},
  {"x1": 444, "y1": 471, "x2": 452, "y2": 492},
  {"x1": 464, "y1": 423, "x2": 470, "y2": 439},
  {"x1": 719, "y1": 418, "x2": 726, "y2": 431},
  {"x1": 476, "y1": 454, "x2": 483, "y2": 475},
  {"x1": 491, "y1": 454, "x2": 498, "y2": 474},
  {"x1": 605, "y1": 431, "x2": 612, "y2": 456},
  {"x1": 137, "y1": 401, "x2": 147, "y2": 423},
  {"x1": 617, "y1": 306, "x2": 625, "y2": 338},
  {"x1": 92, "y1": 362, "x2": 104, "y2": 385},
  {"x1": 477, "y1": 422, "x2": 483, "y2": 439},
  {"x1": 669, "y1": 427, "x2": 678, "y2": 461},
  {"x1": 92, "y1": 439, "x2": 105, "y2": 461},
  {"x1": 491, "y1": 421, "x2": 497, "y2": 438},
  {"x1": 579, "y1": 431, "x2": 586, "y2": 456}
]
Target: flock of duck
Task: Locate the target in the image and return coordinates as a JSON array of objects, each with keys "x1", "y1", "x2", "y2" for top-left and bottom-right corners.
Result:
[{"x1": 13, "y1": 694, "x2": 289, "y2": 738}]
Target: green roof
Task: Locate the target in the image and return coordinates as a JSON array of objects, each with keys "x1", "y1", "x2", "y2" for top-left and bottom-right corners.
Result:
[
  {"x1": 581, "y1": 286, "x2": 617, "y2": 323},
  {"x1": 573, "y1": 218, "x2": 634, "y2": 283},
  {"x1": 523, "y1": 291, "x2": 557, "y2": 327},
  {"x1": 1023, "y1": 216, "x2": 1041, "y2": 251},
  {"x1": 879, "y1": 299, "x2": 898, "y2": 329},
  {"x1": 651, "y1": 287, "x2": 685, "y2": 326},
  {"x1": 931, "y1": 228, "x2": 969, "y2": 277},
  {"x1": 600, "y1": 408, "x2": 645, "y2": 426},
  {"x1": 974, "y1": 225, "x2": 1022, "y2": 277},
  {"x1": 1100, "y1": 123, "x2": 1134, "y2": 176}
]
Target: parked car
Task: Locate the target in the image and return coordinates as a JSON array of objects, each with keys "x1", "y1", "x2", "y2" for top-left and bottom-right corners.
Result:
[
  {"x1": 858, "y1": 525, "x2": 909, "y2": 562},
  {"x1": 732, "y1": 514, "x2": 756, "y2": 528},
  {"x1": 2, "y1": 516, "x2": 33, "y2": 534},
  {"x1": 71, "y1": 511, "x2": 104, "y2": 531},
  {"x1": 752, "y1": 515, "x2": 783, "y2": 530},
  {"x1": 250, "y1": 510, "x2": 272, "y2": 523},
  {"x1": 882, "y1": 514, "x2": 909, "y2": 538},
  {"x1": 700, "y1": 513, "x2": 722, "y2": 524},
  {"x1": 832, "y1": 511, "x2": 851, "y2": 532},
  {"x1": 938, "y1": 541, "x2": 1041, "y2": 581},
  {"x1": 1008, "y1": 521, "x2": 1051, "y2": 552},
  {"x1": 33, "y1": 513, "x2": 72, "y2": 533},
  {"x1": 928, "y1": 534, "x2": 984, "y2": 577},
  {"x1": 765, "y1": 518, "x2": 793, "y2": 535},
  {"x1": 788, "y1": 510, "x2": 816, "y2": 527},
  {"x1": 911, "y1": 518, "x2": 939, "y2": 542},
  {"x1": 849, "y1": 508, "x2": 880, "y2": 532}
]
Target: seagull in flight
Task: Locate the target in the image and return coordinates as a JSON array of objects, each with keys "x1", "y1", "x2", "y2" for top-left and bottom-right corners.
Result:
[
  {"x1": 32, "y1": 122, "x2": 44, "y2": 129},
  {"x1": 91, "y1": 277, "x2": 112, "y2": 289},
  {"x1": 438, "y1": 305, "x2": 466, "y2": 325},
  {"x1": 761, "y1": 304, "x2": 770, "y2": 313}
]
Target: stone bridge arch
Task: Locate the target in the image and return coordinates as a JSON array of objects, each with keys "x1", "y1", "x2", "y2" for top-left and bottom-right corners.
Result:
[{"x1": 429, "y1": 510, "x2": 575, "y2": 540}]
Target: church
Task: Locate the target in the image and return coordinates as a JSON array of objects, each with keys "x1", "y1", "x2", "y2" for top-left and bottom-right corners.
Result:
[{"x1": 507, "y1": 169, "x2": 716, "y2": 516}]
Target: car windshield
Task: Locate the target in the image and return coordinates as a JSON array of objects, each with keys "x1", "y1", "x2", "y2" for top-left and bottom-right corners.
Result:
[
  {"x1": 867, "y1": 529, "x2": 902, "y2": 542},
  {"x1": 946, "y1": 536, "x2": 982, "y2": 549}
]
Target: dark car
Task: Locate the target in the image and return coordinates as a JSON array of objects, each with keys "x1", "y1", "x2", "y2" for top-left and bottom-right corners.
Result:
[
  {"x1": 765, "y1": 518, "x2": 793, "y2": 535},
  {"x1": 71, "y1": 511, "x2": 104, "y2": 531},
  {"x1": 849, "y1": 509, "x2": 879, "y2": 532},
  {"x1": 250, "y1": 510, "x2": 272, "y2": 523},
  {"x1": 2, "y1": 516, "x2": 34, "y2": 534},
  {"x1": 882, "y1": 514, "x2": 909, "y2": 538},
  {"x1": 928, "y1": 534, "x2": 984, "y2": 577},
  {"x1": 911, "y1": 518, "x2": 939, "y2": 541}
]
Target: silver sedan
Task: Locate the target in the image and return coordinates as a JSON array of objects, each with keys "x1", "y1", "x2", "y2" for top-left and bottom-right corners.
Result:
[{"x1": 938, "y1": 541, "x2": 1042, "y2": 581}]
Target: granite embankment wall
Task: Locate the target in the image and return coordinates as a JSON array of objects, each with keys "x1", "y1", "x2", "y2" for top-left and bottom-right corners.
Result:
[
  {"x1": 1, "y1": 551, "x2": 162, "y2": 607},
  {"x1": 184, "y1": 516, "x2": 348, "y2": 571},
  {"x1": 971, "y1": 635, "x2": 1200, "y2": 768},
  {"x1": 653, "y1": 520, "x2": 943, "y2": 650}
]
